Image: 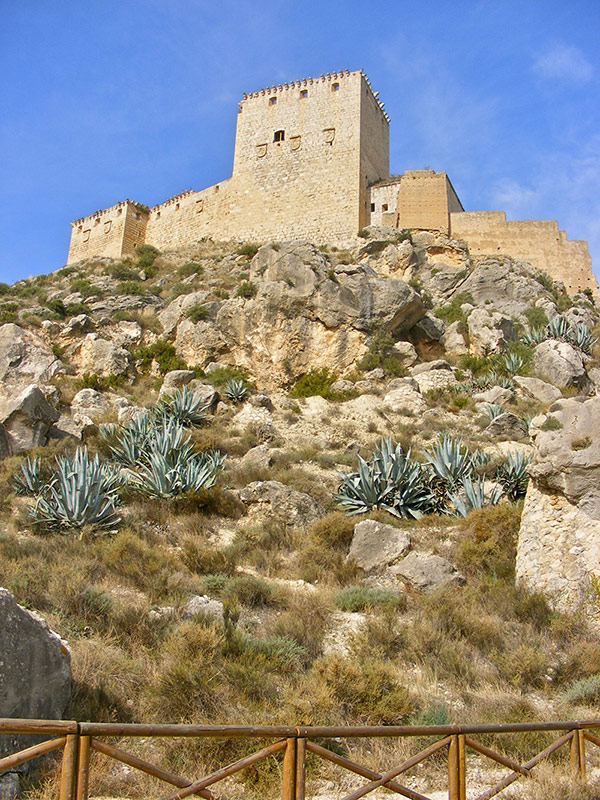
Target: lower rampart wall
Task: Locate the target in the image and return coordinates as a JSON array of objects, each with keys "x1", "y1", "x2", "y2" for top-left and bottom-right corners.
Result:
[{"x1": 451, "y1": 211, "x2": 598, "y2": 296}]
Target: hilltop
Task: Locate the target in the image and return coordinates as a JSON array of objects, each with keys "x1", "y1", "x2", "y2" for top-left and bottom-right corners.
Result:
[{"x1": 1, "y1": 228, "x2": 600, "y2": 798}]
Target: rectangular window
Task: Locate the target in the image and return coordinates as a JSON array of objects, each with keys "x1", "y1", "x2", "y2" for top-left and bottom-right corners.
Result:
[
  {"x1": 370, "y1": 203, "x2": 375, "y2": 212},
  {"x1": 300, "y1": 89, "x2": 308, "y2": 99},
  {"x1": 273, "y1": 130, "x2": 285, "y2": 142},
  {"x1": 269, "y1": 96, "x2": 277, "y2": 105},
  {"x1": 382, "y1": 204, "x2": 388, "y2": 212}
]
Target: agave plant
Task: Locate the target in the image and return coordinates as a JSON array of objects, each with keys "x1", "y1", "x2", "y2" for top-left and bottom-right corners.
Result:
[
  {"x1": 224, "y1": 378, "x2": 250, "y2": 403},
  {"x1": 13, "y1": 456, "x2": 46, "y2": 496},
  {"x1": 423, "y1": 433, "x2": 472, "y2": 490},
  {"x1": 482, "y1": 403, "x2": 504, "y2": 420},
  {"x1": 469, "y1": 448, "x2": 491, "y2": 469},
  {"x1": 522, "y1": 327, "x2": 547, "y2": 346},
  {"x1": 156, "y1": 386, "x2": 210, "y2": 427},
  {"x1": 568, "y1": 322, "x2": 597, "y2": 355},
  {"x1": 108, "y1": 412, "x2": 155, "y2": 466},
  {"x1": 451, "y1": 475, "x2": 503, "y2": 517},
  {"x1": 502, "y1": 352, "x2": 524, "y2": 375},
  {"x1": 547, "y1": 315, "x2": 570, "y2": 340},
  {"x1": 334, "y1": 438, "x2": 434, "y2": 519},
  {"x1": 495, "y1": 451, "x2": 530, "y2": 500},
  {"x1": 129, "y1": 450, "x2": 219, "y2": 498},
  {"x1": 29, "y1": 448, "x2": 121, "y2": 533}
]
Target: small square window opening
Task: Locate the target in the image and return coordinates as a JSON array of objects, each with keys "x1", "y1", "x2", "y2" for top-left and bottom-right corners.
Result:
[
  {"x1": 332, "y1": 82, "x2": 340, "y2": 92},
  {"x1": 300, "y1": 89, "x2": 308, "y2": 99},
  {"x1": 269, "y1": 97, "x2": 277, "y2": 106},
  {"x1": 382, "y1": 204, "x2": 388, "y2": 212},
  {"x1": 273, "y1": 130, "x2": 285, "y2": 143}
]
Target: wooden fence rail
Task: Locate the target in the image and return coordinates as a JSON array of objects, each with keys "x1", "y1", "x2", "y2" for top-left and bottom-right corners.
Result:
[{"x1": 2, "y1": 718, "x2": 600, "y2": 800}]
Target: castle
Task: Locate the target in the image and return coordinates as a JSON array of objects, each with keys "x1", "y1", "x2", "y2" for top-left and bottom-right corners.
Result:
[{"x1": 67, "y1": 69, "x2": 597, "y2": 296}]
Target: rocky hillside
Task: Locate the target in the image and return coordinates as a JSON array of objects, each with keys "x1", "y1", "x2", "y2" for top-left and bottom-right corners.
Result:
[{"x1": 1, "y1": 228, "x2": 600, "y2": 798}]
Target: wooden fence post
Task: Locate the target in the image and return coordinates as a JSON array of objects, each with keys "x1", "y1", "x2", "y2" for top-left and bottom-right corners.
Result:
[
  {"x1": 59, "y1": 734, "x2": 79, "y2": 800},
  {"x1": 571, "y1": 730, "x2": 586, "y2": 780},
  {"x1": 295, "y1": 738, "x2": 306, "y2": 800},
  {"x1": 76, "y1": 735, "x2": 91, "y2": 800},
  {"x1": 283, "y1": 737, "x2": 297, "y2": 800},
  {"x1": 448, "y1": 735, "x2": 466, "y2": 800}
]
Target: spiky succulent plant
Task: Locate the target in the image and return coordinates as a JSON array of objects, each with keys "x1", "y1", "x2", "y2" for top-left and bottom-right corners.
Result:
[
  {"x1": 13, "y1": 456, "x2": 46, "y2": 496},
  {"x1": 423, "y1": 433, "x2": 472, "y2": 491},
  {"x1": 223, "y1": 378, "x2": 250, "y2": 403},
  {"x1": 495, "y1": 451, "x2": 530, "y2": 500},
  {"x1": 29, "y1": 448, "x2": 121, "y2": 533},
  {"x1": 156, "y1": 386, "x2": 210, "y2": 427},
  {"x1": 450, "y1": 475, "x2": 503, "y2": 518},
  {"x1": 334, "y1": 437, "x2": 434, "y2": 519}
]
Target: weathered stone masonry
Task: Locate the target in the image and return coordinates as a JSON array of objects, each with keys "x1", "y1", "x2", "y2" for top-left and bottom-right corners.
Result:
[{"x1": 67, "y1": 70, "x2": 597, "y2": 296}]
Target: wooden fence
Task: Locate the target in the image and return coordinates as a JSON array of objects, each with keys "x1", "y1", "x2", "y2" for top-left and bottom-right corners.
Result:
[{"x1": 2, "y1": 718, "x2": 600, "y2": 800}]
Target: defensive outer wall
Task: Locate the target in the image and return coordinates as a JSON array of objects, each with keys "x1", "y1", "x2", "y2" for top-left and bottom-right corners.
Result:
[{"x1": 67, "y1": 70, "x2": 597, "y2": 296}]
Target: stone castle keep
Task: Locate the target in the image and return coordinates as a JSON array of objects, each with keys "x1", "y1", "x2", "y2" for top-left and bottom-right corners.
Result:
[{"x1": 67, "y1": 69, "x2": 597, "y2": 296}]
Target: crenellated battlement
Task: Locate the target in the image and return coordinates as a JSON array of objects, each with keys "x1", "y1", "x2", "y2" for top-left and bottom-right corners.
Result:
[{"x1": 65, "y1": 69, "x2": 595, "y2": 295}]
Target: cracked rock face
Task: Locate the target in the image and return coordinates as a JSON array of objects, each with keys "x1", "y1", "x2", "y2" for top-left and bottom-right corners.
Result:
[
  {"x1": 516, "y1": 396, "x2": 600, "y2": 612},
  {"x1": 174, "y1": 242, "x2": 425, "y2": 389},
  {"x1": 0, "y1": 588, "x2": 72, "y2": 788}
]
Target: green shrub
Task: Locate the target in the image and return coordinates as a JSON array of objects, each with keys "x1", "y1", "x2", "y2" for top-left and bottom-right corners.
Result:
[
  {"x1": 65, "y1": 302, "x2": 91, "y2": 316},
  {"x1": 135, "y1": 244, "x2": 160, "y2": 269},
  {"x1": 356, "y1": 329, "x2": 407, "y2": 376},
  {"x1": 117, "y1": 281, "x2": 145, "y2": 296},
  {"x1": 540, "y1": 416, "x2": 563, "y2": 431},
  {"x1": 107, "y1": 263, "x2": 140, "y2": 281},
  {"x1": 70, "y1": 279, "x2": 103, "y2": 297},
  {"x1": 45, "y1": 298, "x2": 67, "y2": 318},
  {"x1": 0, "y1": 282, "x2": 11, "y2": 295},
  {"x1": 524, "y1": 305, "x2": 549, "y2": 330},
  {"x1": 289, "y1": 368, "x2": 338, "y2": 399},
  {"x1": 178, "y1": 262, "x2": 203, "y2": 278},
  {"x1": 235, "y1": 281, "x2": 257, "y2": 299},
  {"x1": 132, "y1": 340, "x2": 187, "y2": 374},
  {"x1": 235, "y1": 244, "x2": 259, "y2": 259},
  {"x1": 396, "y1": 228, "x2": 412, "y2": 243},
  {"x1": 357, "y1": 228, "x2": 369, "y2": 239},
  {"x1": 335, "y1": 586, "x2": 403, "y2": 612},
  {"x1": 75, "y1": 373, "x2": 125, "y2": 391},
  {"x1": 186, "y1": 304, "x2": 210, "y2": 322},
  {"x1": 202, "y1": 366, "x2": 249, "y2": 386},
  {"x1": 561, "y1": 673, "x2": 600, "y2": 704},
  {"x1": 434, "y1": 292, "x2": 474, "y2": 324}
]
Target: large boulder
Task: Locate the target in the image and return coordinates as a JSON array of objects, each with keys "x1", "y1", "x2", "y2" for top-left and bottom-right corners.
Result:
[
  {"x1": 467, "y1": 308, "x2": 517, "y2": 356},
  {"x1": 70, "y1": 388, "x2": 111, "y2": 420},
  {"x1": 389, "y1": 553, "x2": 464, "y2": 592},
  {"x1": 239, "y1": 480, "x2": 324, "y2": 529},
  {"x1": 516, "y1": 396, "x2": 600, "y2": 611},
  {"x1": 0, "y1": 325, "x2": 61, "y2": 387},
  {"x1": 533, "y1": 340, "x2": 588, "y2": 389},
  {"x1": 513, "y1": 375, "x2": 562, "y2": 405},
  {"x1": 347, "y1": 519, "x2": 411, "y2": 574},
  {"x1": 74, "y1": 333, "x2": 130, "y2": 377},
  {"x1": 0, "y1": 589, "x2": 71, "y2": 791},
  {"x1": 0, "y1": 385, "x2": 60, "y2": 454}
]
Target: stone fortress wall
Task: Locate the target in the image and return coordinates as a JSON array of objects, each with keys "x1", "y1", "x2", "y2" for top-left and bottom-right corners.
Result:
[{"x1": 67, "y1": 70, "x2": 597, "y2": 296}]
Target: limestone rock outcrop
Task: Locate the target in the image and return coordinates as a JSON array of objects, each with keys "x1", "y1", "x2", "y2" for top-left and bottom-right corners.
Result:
[
  {"x1": 174, "y1": 242, "x2": 425, "y2": 388},
  {"x1": 516, "y1": 396, "x2": 600, "y2": 611},
  {"x1": 533, "y1": 339, "x2": 588, "y2": 390},
  {"x1": 0, "y1": 324, "x2": 61, "y2": 386},
  {"x1": 0, "y1": 385, "x2": 60, "y2": 454},
  {"x1": 0, "y1": 589, "x2": 71, "y2": 792}
]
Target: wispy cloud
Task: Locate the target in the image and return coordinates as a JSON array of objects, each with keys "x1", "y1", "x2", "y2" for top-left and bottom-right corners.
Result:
[
  {"x1": 491, "y1": 135, "x2": 600, "y2": 283},
  {"x1": 533, "y1": 43, "x2": 593, "y2": 84}
]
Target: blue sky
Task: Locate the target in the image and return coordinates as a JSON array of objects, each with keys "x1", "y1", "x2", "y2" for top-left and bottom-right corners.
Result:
[{"x1": 1, "y1": 0, "x2": 598, "y2": 285}]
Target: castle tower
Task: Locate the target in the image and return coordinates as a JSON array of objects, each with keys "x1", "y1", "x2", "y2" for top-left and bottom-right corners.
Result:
[{"x1": 229, "y1": 70, "x2": 389, "y2": 242}]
